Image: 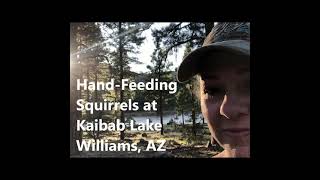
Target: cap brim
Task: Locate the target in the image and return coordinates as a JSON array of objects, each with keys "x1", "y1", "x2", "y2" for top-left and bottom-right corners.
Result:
[{"x1": 177, "y1": 40, "x2": 250, "y2": 83}]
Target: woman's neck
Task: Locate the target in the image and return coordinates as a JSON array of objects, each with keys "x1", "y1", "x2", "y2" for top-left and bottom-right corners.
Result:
[{"x1": 214, "y1": 146, "x2": 250, "y2": 158}]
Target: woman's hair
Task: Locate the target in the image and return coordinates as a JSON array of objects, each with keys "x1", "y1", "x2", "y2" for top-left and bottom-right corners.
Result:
[{"x1": 192, "y1": 75, "x2": 201, "y2": 101}]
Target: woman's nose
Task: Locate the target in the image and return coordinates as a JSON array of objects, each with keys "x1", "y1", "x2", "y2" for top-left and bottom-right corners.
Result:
[{"x1": 219, "y1": 94, "x2": 249, "y2": 120}]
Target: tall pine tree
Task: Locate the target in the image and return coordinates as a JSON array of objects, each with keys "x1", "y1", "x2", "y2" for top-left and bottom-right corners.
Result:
[{"x1": 102, "y1": 22, "x2": 151, "y2": 140}]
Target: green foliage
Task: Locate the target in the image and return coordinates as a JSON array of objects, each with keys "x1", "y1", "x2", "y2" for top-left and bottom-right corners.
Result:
[
  {"x1": 152, "y1": 23, "x2": 205, "y2": 54},
  {"x1": 175, "y1": 43, "x2": 201, "y2": 117},
  {"x1": 102, "y1": 22, "x2": 152, "y2": 80},
  {"x1": 70, "y1": 22, "x2": 108, "y2": 64},
  {"x1": 71, "y1": 22, "x2": 212, "y2": 141}
]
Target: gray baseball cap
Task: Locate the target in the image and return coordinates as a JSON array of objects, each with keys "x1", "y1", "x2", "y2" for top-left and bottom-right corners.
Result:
[{"x1": 177, "y1": 22, "x2": 250, "y2": 83}]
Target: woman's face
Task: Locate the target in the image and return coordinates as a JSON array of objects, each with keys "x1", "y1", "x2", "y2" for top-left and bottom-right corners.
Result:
[{"x1": 199, "y1": 52, "x2": 250, "y2": 157}]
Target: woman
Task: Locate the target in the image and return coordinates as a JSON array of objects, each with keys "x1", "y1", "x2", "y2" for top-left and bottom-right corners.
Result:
[{"x1": 177, "y1": 22, "x2": 250, "y2": 157}]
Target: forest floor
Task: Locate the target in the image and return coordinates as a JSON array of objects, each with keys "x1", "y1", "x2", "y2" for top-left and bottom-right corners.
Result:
[{"x1": 72, "y1": 124, "x2": 222, "y2": 158}]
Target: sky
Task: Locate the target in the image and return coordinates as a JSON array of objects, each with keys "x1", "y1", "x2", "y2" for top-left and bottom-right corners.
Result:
[
  {"x1": 129, "y1": 23, "x2": 187, "y2": 74},
  {"x1": 73, "y1": 22, "x2": 217, "y2": 74}
]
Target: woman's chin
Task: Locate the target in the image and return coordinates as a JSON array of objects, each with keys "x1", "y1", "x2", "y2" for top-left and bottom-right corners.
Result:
[{"x1": 218, "y1": 134, "x2": 250, "y2": 150}]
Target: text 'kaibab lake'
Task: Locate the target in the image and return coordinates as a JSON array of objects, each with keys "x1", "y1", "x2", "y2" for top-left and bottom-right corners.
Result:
[{"x1": 77, "y1": 119, "x2": 162, "y2": 132}]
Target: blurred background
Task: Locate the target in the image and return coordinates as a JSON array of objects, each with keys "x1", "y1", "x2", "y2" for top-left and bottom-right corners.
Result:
[{"x1": 70, "y1": 22, "x2": 223, "y2": 158}]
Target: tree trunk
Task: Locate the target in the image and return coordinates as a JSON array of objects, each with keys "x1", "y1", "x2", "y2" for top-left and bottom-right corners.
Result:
[
  {"x1": 94, "y1": 66, "x2": 99, "y2": 139},
  {"x1": 78, "y1": 64, "x2": 83, "y2": 141},
  {"x1": 158, "y1": 72, "x2": 164, "y2": 135},
  {"x1": 119, "y1": 22, "x2": 125, "y2": 140},
  {"x1": 181, "y1": 110, "x2": 184, "y2": 126},
  {"x1": 191, "y1": 85, "x2": 196, "y2": 136},
  {"x1": 159, "y1": 90, "x2": 164, "y2": 135},
  {"x1": 86, "y1": 66, "x2": 90, "y2": 103},
  {"x1": 86, "y1": 64, "x2": 94, "y2": 137},
  {"x1": 192, "y1": 108, "x2": 196, "y2": 136},
  {"x1": 70, "y1": 61, "x2": 82, "y2": 156}
]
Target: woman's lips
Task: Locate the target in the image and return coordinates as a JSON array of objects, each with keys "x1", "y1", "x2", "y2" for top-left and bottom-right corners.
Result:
[{"x1": 222, "y1": 128, "x2": 250, "y2": 137}]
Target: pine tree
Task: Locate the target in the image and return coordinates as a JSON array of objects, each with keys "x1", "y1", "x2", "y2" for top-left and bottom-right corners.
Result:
[
  {"x1": 70, "y1": 22, "x2": 108, "y2": 155},
  {"x1": 146, "y1": 48, "x2": 174, "y2": 135},
  {"x1": 102, "y1": 22, "x2": 152, "y2": 140}
]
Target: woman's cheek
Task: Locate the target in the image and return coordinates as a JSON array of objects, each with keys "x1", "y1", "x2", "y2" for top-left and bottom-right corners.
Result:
[
  {"x1": 200, "y1": 80, "x2": 223, "y2": 132},
  {"x1": 203, "y1": 97, "x2": 221, "y2": 126}
]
